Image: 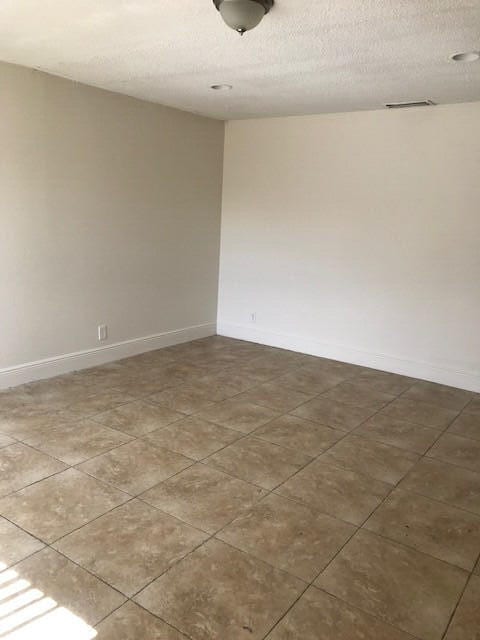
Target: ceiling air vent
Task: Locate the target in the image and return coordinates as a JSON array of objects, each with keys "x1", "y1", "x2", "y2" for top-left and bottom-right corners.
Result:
[{"x1": 385, "y1": 100, "x2": 436, "y2": 109}]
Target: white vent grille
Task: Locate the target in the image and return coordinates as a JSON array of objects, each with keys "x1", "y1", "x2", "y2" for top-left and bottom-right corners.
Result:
[{"x1": 385, "y1": 100, "x2": 436, "y2": 109}]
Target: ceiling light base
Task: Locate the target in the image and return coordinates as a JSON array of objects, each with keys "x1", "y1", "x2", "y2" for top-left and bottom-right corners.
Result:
[{"x1": 214, "y1": 0, "x2": 274, "y2": 35}]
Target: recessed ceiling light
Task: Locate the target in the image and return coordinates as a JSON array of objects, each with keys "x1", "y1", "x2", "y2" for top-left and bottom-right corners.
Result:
[
  {"x1": 451, "y1": 51, "x2": 480, "y2": 62},
  {"x1": 211, "y1": 84, "x2": 233, "y2": 91}
]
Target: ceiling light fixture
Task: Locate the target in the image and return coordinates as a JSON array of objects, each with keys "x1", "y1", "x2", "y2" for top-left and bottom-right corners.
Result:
[
  {"x1": 451, "y1": 51, "x2": 480, "y2": 62},
  {"x1": 213, "y1": 0, "x2": 274, "y2": 36},
  {"x1": 211, "y1": 84, "x2": 233, "y2": 90}
]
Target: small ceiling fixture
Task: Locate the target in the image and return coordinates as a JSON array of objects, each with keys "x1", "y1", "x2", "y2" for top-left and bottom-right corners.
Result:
[
  {"x1": 213, "y1": 0, "x2": 274, "y2": 36},
  {"x1": 385, "y1": 100, "x2": 436, "y2": 109},
  {"x1": 451, "y1": 51, "x2": 480, "y2": 62},
  {"x1": 211, "y1": 84, "x2": 233, "y2": 90}
]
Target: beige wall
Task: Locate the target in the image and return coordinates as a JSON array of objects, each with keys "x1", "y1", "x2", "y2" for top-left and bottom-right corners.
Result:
[
  {"x1": 218, "y1": 103, "x2": 480, "y2": 391},
  {"x1": 0, "y1": 62, "x2": 224, "y2": 382}
]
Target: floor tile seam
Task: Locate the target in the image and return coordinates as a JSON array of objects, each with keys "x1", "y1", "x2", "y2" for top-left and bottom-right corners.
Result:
[
  {"x1": 45, "y1": 492, "x2": 138, "y2": 547},
  {"x1": 440, "y1": 570, "x2": 475, "y2": 640},
  {"x1": 0, "y1": 465, "x2": 72, "y2": 502},
  {"x1": 443, "y1": 426, "x2": 480, "y2": 444},
  {"x1": 422, "y1": 450, "x2": 480, "y2": 474},
  {"x1": 347, "y1": 403, "x2": 480, "y2": 573},
  {"x1": 274, "y1": 391, "x2": 409, "y2": 489},
  {"x1": 74, "y1": 454, "x2": 199, "y2": 502},
  {"x1": 307, "y1": 585, "x2": 425, "y2": 640},
  {"x1": 347, "y1": 428, "x2": 439, "y2": 455},
  {"x1": 36, "y1": 432, "x2": 139, "y2": 468},
  {"x1": 384, "y1": 484, "x2": 480, "y2": 522},
  {"x1": 94, "y1": 598, "x2": 195, "y2": 640},
  {"x1": 359, "y1": 517, "x2": 478, "y2": 573},
  {"x1": 0, "y1": 514, "x2": 49, "y2": 562},
  {"x1": 88, "y1": 410, "x2": 189, "y2": 437},
  {"x1": 214, "y1": 498, "x2": 363, "y2": 594},
  {"x1": 283, "y1": 380, "x2": 403, "y2": 426},
  {"x1": 312, "y1": 498, "x2": 470, "y2": 640},
  {"x1": 208, "y1": 432, "x2": 364, "y2": 534},
  {"x1": 385, "y1": 378, "x2": 472, "y2": 406},
  {"x1": 127, "y1": 600, "x2": 195, "y2": 639},
  {"x1": 351, "y1": 415, "x2": 454, "y2": 436},
  {"x1": 259, "y1": 582, "x2": 311, "y2": 640},
  {"x1": 69, "y1": 433, "x2": 172, "y2": 468}
]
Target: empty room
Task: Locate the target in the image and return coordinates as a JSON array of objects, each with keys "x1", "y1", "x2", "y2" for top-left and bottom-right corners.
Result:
[{"x1": 1, "y1": 2, "x2": 479, "y2": 639}]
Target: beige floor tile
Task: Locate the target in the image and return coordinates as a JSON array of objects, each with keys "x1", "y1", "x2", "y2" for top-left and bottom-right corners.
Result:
[
  {"x1": 67, "y1": 389, "x2": 136, "y2": 417},
  {"x1": 300, "y1": 358, "x2": 360, "y2": 378},
  {"x1": 465, "y1": 395, "x2": 480, "y2": 416},
  {"x1": 78, "y1": 439, "x2": 193, "y2": 495},
  {"x1": 320, "y1": 435, "x2": 419, "y2": 484},
  {"x1": 274, "y1": 368, "x2": 345, "y2": 395},
  {"x1": 218, "y1": 493, "x2": 355, "y2": 581},
  {"x1": 95, "y1": 602, "x2": 187, "y2": 639},
  {"x1": 0, "y1": 408, "x2": 78, "y2": 440},
  {"x1": 445, "y1": 575, "x2": 480, "y2": 640},
  {"x1": 253, "y1": 414, "x2": 344, "y2": 456},
  {"x1": 352, "y1": 369, "x2": 416, "y2": 396},
  {"x1": 354, "y1": 413, "x2": 440, "y2": 454},
  {"x1": 448, "y1": 411, "x2": 480, "y2": 441},
  {"x1": 22, "y1": 419, "x2": 133, "y2": 465},
  {"x1": 0, "y1": 443, "x2": 66, "y2": 497},
  {"x1": 189, "y1": 371, "x2": 256, "y2": 401},
  {"x1": 196, "y1": 399, "x2": 278, "y2": 434},
  {"x1": 12, "y1": 547, "x2": 125, "y2": 626},
  {"x1": 3, "y1": 339, "x2": 479, "y2": 640},
  {"x1": 145, "y1": 416, "x2": 240, "y2": 460},
  {"x1": 319, "y1": 381, "x2": 395, "y2": 410},
  {"x1": 316, "y1": 530, "x2": 467, "y2": 640},
  {"x1": 93, "y1": 400, "x2": 185, "y2": 436},
  {"x1": 141, "y1": 464, "x2": 266, "y2": 533},
  {"x1": 266, "y1": 586, "x2": 413, "y2": 640},
  {"x1": 381, "y1": 397, "x2": 459, "y2": 430},
  {"x1": 400, "y1": 457, "x2": 480, "y2": 515},
  {"x1": 0, "y1": 516, "x2": 44, "y2": 566},
  {"x1": 364, "y1": 488, "x2": 480, "y2": 570},
  {"x1": 0, "y1": 433, "x2": 15, "y2": 448},
  {"x1": 276, "y1": 459, "x2": 391, "y2": 525},
  {"x1": 231, "y1": 361, "x2": 293, "y2": 383},
  {"x1": 149, "y1": 385, "x2": 216, "y2": 414},
  {"x1": 206, "y1": 436, "x2": 312, "y2": 490},
  {"x1": 135, "y1": 538, "x2": 304, "y2": 640},
  {"x1": 0, "y1": 468, "x2": 129, "y2": 542},
  {"x1": 402, "y1": 381, "x2": 472, "y2": 411},
  {"x1": 55, "y1": 499, "x2": 207, "y2": 596},
  {"x1": 428, "y1": 433, "x2": 480, "y2": 472},
  {"x1": 112, "y1": 372, "x2": 184, "y2": 398},
  {"x1": 291, "y1": 397, "x2": 376, "y2": 431},
  {"x1": 237, "y1": 382, "x2": 314, "y2": 412}
]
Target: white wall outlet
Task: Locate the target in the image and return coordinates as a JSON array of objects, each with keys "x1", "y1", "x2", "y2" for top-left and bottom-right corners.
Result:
[
  {"x1": 98, "y1": 324, "x2": 108, "y2": 341},
  {"x1": 250, "y1": 312, "x2": 257, "y2": 324}
]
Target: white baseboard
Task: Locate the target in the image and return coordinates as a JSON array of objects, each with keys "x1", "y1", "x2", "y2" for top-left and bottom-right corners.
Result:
[
  {"x1": 217, "y1": 322, "x2": 480, "y2": 393},
  {"x1": 0, "y1": 322, "x2": 216, "y2": 390}
]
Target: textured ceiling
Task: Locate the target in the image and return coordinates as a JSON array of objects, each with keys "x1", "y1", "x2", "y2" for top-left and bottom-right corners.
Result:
[{"x1": 0, "y1": 1, "x2": 479, "y2": 120}]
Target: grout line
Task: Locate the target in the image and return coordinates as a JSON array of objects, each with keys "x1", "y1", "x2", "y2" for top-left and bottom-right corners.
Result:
[{"x1": 440, "y1": 571, "x2": 473, "y2": 640}]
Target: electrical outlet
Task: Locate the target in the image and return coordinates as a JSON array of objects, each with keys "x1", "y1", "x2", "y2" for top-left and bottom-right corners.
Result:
[
  {"x1": 250, "y1": 312, "x2": 257, "y2": 324},
  {"x1": 98, "y1": 324, "x2": 108, "y2": 341}
]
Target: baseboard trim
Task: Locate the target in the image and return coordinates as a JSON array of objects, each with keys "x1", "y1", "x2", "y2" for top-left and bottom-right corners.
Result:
[
  {"x1": 0, "y1": 322, "x2": 216, "y2": 390},
  {"x1": 217, "y1": 322, "x2": 480, "y2": 392}
]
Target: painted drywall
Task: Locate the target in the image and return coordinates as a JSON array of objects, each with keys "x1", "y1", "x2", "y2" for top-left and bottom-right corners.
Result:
[
  {"x1": 218, "y1": 102, "x2": 480, "y2": 391},
  {"x1": 0, "y1": 62, "x2": 224, "y2": 386}
]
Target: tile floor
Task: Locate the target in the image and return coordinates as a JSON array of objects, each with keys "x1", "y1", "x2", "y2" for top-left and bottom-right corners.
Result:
[{"x1": 0, "y1": 336, "x2": 479, "y2": 640}]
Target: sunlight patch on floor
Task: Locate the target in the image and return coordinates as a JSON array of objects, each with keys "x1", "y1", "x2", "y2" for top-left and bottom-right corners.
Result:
[{"x1": 0, "y1": 561, "x2": 97, "y2": 639}]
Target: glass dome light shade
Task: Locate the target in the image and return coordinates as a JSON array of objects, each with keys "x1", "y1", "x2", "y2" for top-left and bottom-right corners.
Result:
[{"x1": 219, "y1": 0, "x2": 267, "y2": 34}]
